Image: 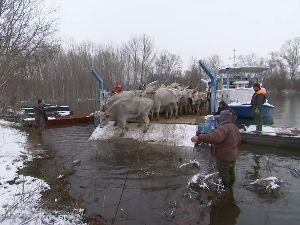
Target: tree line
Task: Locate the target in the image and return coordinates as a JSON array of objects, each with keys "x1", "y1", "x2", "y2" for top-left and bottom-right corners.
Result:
[{"x1": 1, "y1": 0, "x2": 299, "y2": 109}]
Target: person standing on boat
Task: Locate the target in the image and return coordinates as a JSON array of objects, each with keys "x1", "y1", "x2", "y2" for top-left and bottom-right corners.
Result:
[
  {"x1": 207, "y1": 81, "x2": 212, "y2": 113},
  {"x1": 213, "y1": 101, "x2": 237, "y2": 123},
  {"x1": 251, "y1": 83, "x2": 266, "y2": 132},
  {"x1": 34, "y1": 99, "x2": 47, "y2": 132},
  {"x1": 191, "y1": 110, "x2": 241, "y2": 190},
  {"x1": 112, "y1": 82, "x2": 122, "y2": 95}
]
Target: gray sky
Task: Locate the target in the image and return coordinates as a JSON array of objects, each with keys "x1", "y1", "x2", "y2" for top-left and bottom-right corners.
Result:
[{"x1": 48, "y1": 0, "x2": 300, "y2": 70}]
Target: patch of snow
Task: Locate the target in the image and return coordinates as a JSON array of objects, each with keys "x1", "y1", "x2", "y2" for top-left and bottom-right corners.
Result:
[
  {"x1": 0, "y1": 120, "x2": 15, "y2": 126},
  {"x1": 240, "y1": 125, "x2": 299, "y2": 137},
  {"x1": 250, "y1": 177, "x2": 283, "y2": 190},
  {"x1": 23, "y1": 118, "x2": 35, "y2": 121},
  {"x1": 89, "y1": 122, "x2": 197, "y2": 148},
  {"x1": 0, "y1": 119, "x2": 86, "y2": 224},
  {"x1": 179, "y1": 159, "x2": 200, "y2": 168},
  {"x1": 229, "y1": 102, "x2": 251, "y2": 106},
  {"x1": 57, "y1": 111, "x2": 71, "y2": 116}
]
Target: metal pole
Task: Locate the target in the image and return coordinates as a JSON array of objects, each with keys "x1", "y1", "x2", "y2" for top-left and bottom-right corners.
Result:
[
  {"x1": 91, "y1": 68, "x2": 104, "y2": 109},
  {"x1": 198, "y1": 60, "x2": 217, "y2": 113},
  {"x1": 226, "y1": 69, "x2": 230, "y2": 89}
]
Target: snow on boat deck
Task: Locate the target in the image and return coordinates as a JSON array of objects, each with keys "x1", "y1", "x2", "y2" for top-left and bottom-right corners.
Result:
[
  {"x1": 241, "y1": 125, "x2": 300, "y2": 137},
  {"x1": 89, "y1": 121, "x2": 198, "y2": 148}
]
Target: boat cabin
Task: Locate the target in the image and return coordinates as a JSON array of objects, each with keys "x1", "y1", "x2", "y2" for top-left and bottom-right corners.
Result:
[{"x1": 233, "y1": 80, "x2": 249, "y2": 88}]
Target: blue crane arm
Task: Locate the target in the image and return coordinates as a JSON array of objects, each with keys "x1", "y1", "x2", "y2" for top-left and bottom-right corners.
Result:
[
  {"x1": 91, "y1": 68, "x2": 104, "y2": 108},
  {"x1": 198, "y1": 60, "x2": 217, "y2": 113}
]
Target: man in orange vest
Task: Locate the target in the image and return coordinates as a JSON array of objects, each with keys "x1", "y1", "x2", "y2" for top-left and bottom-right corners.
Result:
[{"x1": 251, "y1": 83, "x2": 266, "y2": 131}]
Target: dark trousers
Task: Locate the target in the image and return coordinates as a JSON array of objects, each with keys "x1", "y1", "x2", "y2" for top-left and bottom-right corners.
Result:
[
  {"x1": 217, "y1": 161, "x2": 236, "y2": 190},
  {"x1": 253, "y1": 110, "x2": 263, "y2": 131}
]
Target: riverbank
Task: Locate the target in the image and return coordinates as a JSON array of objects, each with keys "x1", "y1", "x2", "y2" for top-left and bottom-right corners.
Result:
[{"x1": 0, "y1": 120, "x2": 87, "y2": 225}]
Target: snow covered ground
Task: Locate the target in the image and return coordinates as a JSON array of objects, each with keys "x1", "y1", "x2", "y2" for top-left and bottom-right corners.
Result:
[
  {"x1": 89, "y1": 121, "x2": 197, "y2": 148},
  {"x1": 0, "y1": 120, "x2": 86, "y2": 225}
]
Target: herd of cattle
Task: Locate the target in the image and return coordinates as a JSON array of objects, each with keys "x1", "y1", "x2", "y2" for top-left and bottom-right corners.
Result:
[{"x1": 99, "y1": 83, "x2": 209, "y2": 137}]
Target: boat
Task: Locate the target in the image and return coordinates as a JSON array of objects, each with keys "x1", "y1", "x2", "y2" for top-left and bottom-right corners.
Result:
[
  {"x1": 217, "y1": 67, "x2": 274, "y2": 118},
  {"x1": 20, "y1": 104, "x2": 73, "y2": 119},
  {"x1": 20, "y1": 103, "x2": 93, "y2": 127},
  {"x1": 240, "y1": 125, "x2": 300, "y2": 149},
  {"x1": 22, "y1": 113, "x2": 94, "y2": 127}
]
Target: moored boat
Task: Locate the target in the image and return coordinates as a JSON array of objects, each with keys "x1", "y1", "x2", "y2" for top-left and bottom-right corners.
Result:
[
  {"x1": 217, "y1": 67, "x2": 274, "y2": 118},
  {"x1": 22, "y1": 113, "x2": 94, "y2": 127},
  {"x1": 240, "y1": 125, "x2": 300, "y2": 149}
]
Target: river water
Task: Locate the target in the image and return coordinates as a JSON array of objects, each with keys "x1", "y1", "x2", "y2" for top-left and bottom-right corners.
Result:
[{"x1": 41, "y1": 92, "x2": 300, "y2": 225}]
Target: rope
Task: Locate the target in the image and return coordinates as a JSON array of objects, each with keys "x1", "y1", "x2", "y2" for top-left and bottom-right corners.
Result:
[{"x1": 112, "y1": 128, "x2": 146, "y2": 224}]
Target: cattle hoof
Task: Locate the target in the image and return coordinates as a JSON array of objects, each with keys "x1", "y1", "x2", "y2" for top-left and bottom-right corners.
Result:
[{"x1": 120, "y1": 133, "x2": 125, "y2": 137}]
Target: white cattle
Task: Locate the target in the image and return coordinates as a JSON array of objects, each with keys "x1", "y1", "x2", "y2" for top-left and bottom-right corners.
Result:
[
  {"x1": 140, "y1": 87, "x2": 178, "y2": 120},
  {"x1": 191, "y1": 91, "x2": 207, "y2": 115},
  {"x1": 103, "y1": 91, "x2": 136, "y2": 111},
  {"x1": 100, "y1": 97, "x2": 154, "y2": 137}
]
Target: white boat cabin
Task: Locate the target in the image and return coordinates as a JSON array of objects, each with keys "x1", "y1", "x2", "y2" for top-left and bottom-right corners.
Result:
[{"x1": 216, "y1": 67, "x2": 269, "y2": 106}]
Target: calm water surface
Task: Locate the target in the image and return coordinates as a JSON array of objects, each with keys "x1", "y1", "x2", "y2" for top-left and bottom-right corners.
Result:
[{"x1": 41, "y1": 93, "x2": 300, "y2": 224}]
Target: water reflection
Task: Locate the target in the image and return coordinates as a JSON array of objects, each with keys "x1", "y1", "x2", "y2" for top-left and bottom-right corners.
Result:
[
  {"x1": 40, "y1": 125, "x2": 300, "y2": 225},
  {"x1": 249, "y1": 155, "x2": 262, "y2": 181},
  {"x1": 267, "y1": 92, "x2": 300, "y2": 127},
  {"x1": 38, "y1": 92, "x2": 300, "y2": 224},
  {"x1": 209, "y1": 191, "x2": 241, "y2": 225}
]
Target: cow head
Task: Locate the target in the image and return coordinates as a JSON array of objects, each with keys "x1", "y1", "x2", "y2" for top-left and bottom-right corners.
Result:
[
  {"x1": 99, "y1": 112, "x2": 110, "y2": 128},
  {"x1": 102, "y1": 103, "x2": 109, "y2": 112},
  {"x1": 140, "y1": 87, "x2": 156, "y2": 98}
]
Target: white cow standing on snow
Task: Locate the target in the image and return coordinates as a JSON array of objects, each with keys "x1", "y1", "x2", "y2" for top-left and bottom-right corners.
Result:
[
  {"x1": 140, "y1": 87, "x2": 178, "y2": 120},
  {"x1": 102, "y1": 91, "x2": 136, "y2": 111},
  {"x1": 100, "y1": 97, "x2": 154, "y2": 137}
]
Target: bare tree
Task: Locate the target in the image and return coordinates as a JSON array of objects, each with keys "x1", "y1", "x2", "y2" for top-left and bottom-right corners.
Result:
[
  {"x1": 0, "y1": 0, "x2": 58, "y2": 106},
  {"x1": 280, "y1": 37, "x2": 300, "y2": 82},
  {"x1": 184, "y1": 57, "x2": 205, "y2": 90},
  {"x1": 139, "y1": 34, "x2": 155, "y2": 84},
  {"x1": 236, "y1": 53, "x2": 263, "y2": 67},
  {"x1": 203, "y1": 54, "x2": 223, "y2": 75},
  {"x1": 155, "y1": 50, "x2": 182, "y2": 84}
]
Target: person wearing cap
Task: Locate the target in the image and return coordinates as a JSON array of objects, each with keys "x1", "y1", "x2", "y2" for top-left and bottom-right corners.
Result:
[
  {"x1": 251, "y1": 83, "x2": 266, "y2": 131},
  {"x1": 213, "y1": 101, "x2": 237, "y2": 123},
  {"x1": 191, "y1": 110, "x2": 241, "y2": 190},
  {"x1": 34, "y1": 99, "x2": 47, "y2": 131}
]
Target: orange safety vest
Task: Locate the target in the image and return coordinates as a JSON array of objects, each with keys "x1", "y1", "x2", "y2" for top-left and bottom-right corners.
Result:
[{"x1": 256, "y1": 89, "x2": 265, "y2": 95}]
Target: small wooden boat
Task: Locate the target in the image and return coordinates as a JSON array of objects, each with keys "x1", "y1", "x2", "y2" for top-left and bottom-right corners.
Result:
[
  {"x1": 23, "y1": 114, "x2": 94, "y2": 127},
  {"x1": 240, "y1": 126, "x2": 300, "y2": 149}
]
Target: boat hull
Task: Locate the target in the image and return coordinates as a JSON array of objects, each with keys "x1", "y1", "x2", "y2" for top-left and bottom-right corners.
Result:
[
  {"x1": 241, "y1": 132, "x2": 300, "y2": 149},
  {"x1": 229, "y1": 104, "x2": 273, "y2": 118},
  {"x1": 23, "y1": 114, "x2": 94, "y2": 127}
]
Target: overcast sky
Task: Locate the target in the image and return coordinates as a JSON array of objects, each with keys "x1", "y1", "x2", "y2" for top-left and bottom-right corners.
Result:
[{"x1": 48, "y1": 0, "x2": 300, "y2": 70}]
